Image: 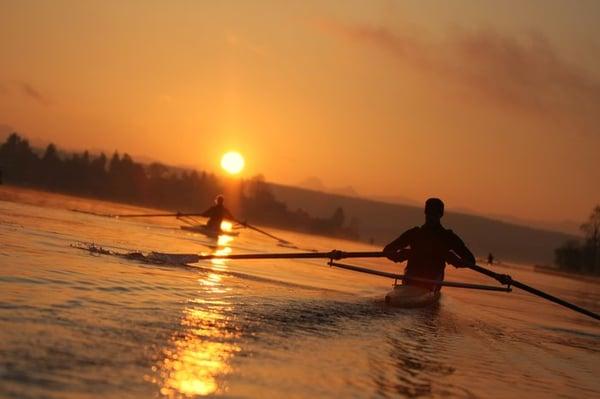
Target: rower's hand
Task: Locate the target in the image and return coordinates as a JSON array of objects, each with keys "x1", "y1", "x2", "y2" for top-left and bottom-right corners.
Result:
[
  {"x1": 383, "y1": 243, "x2": 395, "y2": 253},
  {"x1": 496, "y1": 273, "x2": 512, "y2": 285},
  {"x1": 384, "y1": 248, "x2": 410, "y2": 263},
  {"x1": 385, "y1": 251, "x2": 398, "y2": 262},
  {"x1": 383, "y1": 244, "x2": 395, "y2": 262},
  {"x1": 446, "y1": 251, "x2": 475, "y2": 268}
]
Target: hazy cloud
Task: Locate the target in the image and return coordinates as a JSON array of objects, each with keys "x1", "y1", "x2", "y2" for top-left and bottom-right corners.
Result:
[
  {"x1": 0, "y1": 81, "x2": 51, "y2": 105},
  {"x1": 18, "y1": 81, "x2": 51, "y2": 105},
  {"x1": 317, "y1": 19, "x2": 600, "y2": 127}
]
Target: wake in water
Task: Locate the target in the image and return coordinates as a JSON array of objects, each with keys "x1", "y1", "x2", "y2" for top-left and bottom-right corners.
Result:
[
  {"x1": 71, "y1": 242, "x2": 201, "y2": 266},
  {"x1": 71, "y1": 242, "x2": 352, "y2": 295}
]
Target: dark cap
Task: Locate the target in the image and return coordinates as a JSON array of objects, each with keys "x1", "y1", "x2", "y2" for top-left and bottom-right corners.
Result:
[{"x1": 425, "y1": 198, "x2": 444, "y2": 217}]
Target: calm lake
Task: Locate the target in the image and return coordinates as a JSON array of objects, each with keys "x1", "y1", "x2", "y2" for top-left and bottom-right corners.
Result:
[{"x1": 1, "y1": 186, "x2": 598, "y2": 398}]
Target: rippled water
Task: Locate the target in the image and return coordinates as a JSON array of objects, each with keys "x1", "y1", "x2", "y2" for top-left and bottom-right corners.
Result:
[{"x1": 1, "y1": 186, "x2": 599, "y2": 398}]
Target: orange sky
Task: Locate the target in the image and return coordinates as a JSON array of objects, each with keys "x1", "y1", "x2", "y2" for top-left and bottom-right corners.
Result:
[{"x1": 1, "y1": 1, "x2": 599, "y2": 223}]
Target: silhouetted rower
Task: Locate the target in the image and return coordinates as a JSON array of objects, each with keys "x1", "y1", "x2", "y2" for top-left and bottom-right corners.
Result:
[
  {"x1": 487, "y1": 253, "x2": 494, "y2": 265},
  {"x1": 384, "y1": 198, "x2": 475, "y2": 291},
  {"x1": 201, "y1": 195, "x2": 235, "y2": 232}
]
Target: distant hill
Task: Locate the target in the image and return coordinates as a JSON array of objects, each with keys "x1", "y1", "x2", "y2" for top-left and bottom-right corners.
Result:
[
  {"x1": 477, "y1": 213, "x2": 580, "y2": 236},
  {"x1": 368, "y1": 194, "x2": 421, "y2": 207},
  {"x1": 297, "y1": 176, "x2": 359, "y2": 197},
  {"x1": 368, "y1": 196, "x2": 579, "y2": 235},
  {"x1": 270, "y1": 183, "x2": 577, "y2": 265}
]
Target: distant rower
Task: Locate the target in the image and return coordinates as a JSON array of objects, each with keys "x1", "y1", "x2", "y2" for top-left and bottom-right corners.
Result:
[
  {"x1": 201, "y1": 195, "x2": 235, "y2": 232},
  {"x1": 384, "y1": 198, "x2": 476, "y2": 291}
]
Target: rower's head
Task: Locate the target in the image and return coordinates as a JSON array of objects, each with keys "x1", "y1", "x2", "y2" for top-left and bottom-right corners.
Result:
[
  {"x1": 424, "y1": 197, "x2": 444, "y2": 224},
  {"x1": 215, "y1": 195, "x2": 224, "y2": 205}
]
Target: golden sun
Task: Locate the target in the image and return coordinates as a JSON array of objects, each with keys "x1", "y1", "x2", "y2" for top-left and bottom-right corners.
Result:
[{"x1": 220, "y1": 151, "x2": 245, "y2": 175}]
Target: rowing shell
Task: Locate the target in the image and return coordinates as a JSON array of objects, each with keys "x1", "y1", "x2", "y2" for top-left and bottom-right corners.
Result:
[
  {"x1": 384, "y1": 285, "x2": 440, "y2": 308},
  {"x1": 180, "y1": 225, "x2": 240, "y2": 238}
]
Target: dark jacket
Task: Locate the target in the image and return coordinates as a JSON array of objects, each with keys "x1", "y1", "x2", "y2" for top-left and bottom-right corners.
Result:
[
  {"x1": 202, "y1": 204, "x2": 234, "y2": 231},
  {"x1": 384, "y1": 223, "x2": 475, "y2": 290}
]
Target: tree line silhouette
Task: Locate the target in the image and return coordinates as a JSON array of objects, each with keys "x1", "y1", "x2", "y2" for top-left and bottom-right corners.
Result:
[
  {"x1": 0, "y1": 133, "x2": 358, "y2": 239},
  {"x1": 555, "y1": 205, "x2": 600, "y2": 275}
]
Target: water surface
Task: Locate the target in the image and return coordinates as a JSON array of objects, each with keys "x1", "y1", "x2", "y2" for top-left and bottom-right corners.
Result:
[{"x1": 1, "y1": 186, "x2": 598, "y2": 398}]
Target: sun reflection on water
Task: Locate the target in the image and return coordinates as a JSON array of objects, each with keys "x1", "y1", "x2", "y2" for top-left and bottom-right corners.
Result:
[
  {"x1": 210, "y1": 246, "x2": 231, "y2": 272},
  {"x1": 220, "y1": 221, "x2": 234, "y2": 232},
  {"x1": 216, "y1": 235, "x2": 234, "y2": 248},
  {"x1": 156, "y1": 306, "x2": 240, "y2": 397},
  {"x1": 151, "y1": 242, "x2": 239, "y2": 397}
]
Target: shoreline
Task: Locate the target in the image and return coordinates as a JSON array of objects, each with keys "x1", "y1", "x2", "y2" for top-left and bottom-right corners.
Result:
[
  {"x1": 0, "y1": 183, "x2": 373, "y2": 246},
  {"x1": 533, "y1": 264, "x2": 600, "y2": 285},
  {"x1": 3, "y1": 184, "x2": 599, "y2": 286}
]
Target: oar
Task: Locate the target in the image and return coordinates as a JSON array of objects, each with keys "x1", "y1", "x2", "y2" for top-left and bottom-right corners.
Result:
[
  {"x1": 70, "y1": 209, "x2": 206, "y2": 218},
  {"x1": 71, "y1": 209, "x2": 117, "y2": 217},
  {"x1": 189, "y1": 249, "x2": 600, "y2": 321},
  {"x1": 467, "y1": 264, "x2": 600, "y2": 321},
  {"x1": 328, "y1": 261, "x2": 511, "y2": 292},
  {"x1": 115, "y1": 212, "x2": 205, "y2": 218},
  {"x1": 193, "y1": 249, "x2": 384, "y2": 261},
  {"x1": 158, "y1": 249, "x2": 505, "y2": 291},
  {"x1": 235, "y1": 220, "x2": 292, "y2": 244}
]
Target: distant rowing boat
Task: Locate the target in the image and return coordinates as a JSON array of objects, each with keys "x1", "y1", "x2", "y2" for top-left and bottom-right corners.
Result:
[
  {"x1": 69, "y1": 209, "x2": 301, "y2": 244},
  {"x1": 180, "y1": 224, "x2": 240, "y2": 238}
]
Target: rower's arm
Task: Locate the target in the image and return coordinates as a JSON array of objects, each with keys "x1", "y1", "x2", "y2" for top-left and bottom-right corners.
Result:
[
  {"x1": 201, "y1": 206, "x2": 215, "y2": 217},
  {"x1": 384, "y1": 228, "x2": 416, "y2": 251},
  {"x1": 390, "y1": 248, "x2": 411, "y2": 263},
  {"x1": 449, "y1": 233, "x2": 476, "y2": 267},
  {"x1": 383, "y1": 227, "x2": 417, "y2": 261},
  {"x1": 445, "y1": 251, "x2": 465, "y2": 268},
  {"x1": 224, "y1": 208, "x2": 235, "y2": 221}
]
